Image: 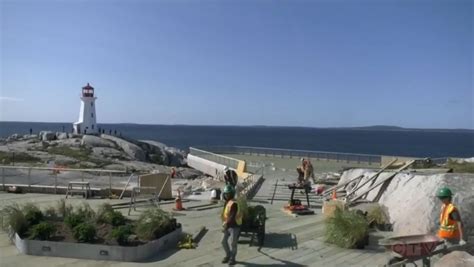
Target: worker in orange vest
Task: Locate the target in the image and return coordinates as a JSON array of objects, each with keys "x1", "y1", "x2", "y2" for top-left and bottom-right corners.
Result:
[
  {"x1": 221, "y1": 185, "x2": 242, "y2": 266},
  {"x1": 436, "y1": 187, "x2": 466, "y2": 246}
]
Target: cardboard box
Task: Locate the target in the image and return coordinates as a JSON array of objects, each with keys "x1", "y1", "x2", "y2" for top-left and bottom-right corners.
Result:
[{"x1": 322, "y1": 199, "x2": 346, "y2": 218}]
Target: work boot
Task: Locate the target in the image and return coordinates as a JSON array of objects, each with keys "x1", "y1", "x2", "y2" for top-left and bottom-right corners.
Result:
[
  {"x1": 221, "y1": 257, "x2": 229, "y2": 264},
  {"x1": 228, "y1": 258, "x2": 236, "y2": 265}
]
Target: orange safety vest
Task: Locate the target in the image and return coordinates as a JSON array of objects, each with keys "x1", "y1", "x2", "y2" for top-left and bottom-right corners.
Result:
[
  {"x1": 221, "y1": 200, "x2": 242, "y2": 226},
  {"x1": 437, "y1": 203, "x2": 460, "y2": 239}
]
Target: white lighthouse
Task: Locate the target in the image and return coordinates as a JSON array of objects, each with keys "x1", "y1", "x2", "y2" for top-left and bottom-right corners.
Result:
[{"x1": 73, "y1": 83, "x2": 98, "y2": 134}]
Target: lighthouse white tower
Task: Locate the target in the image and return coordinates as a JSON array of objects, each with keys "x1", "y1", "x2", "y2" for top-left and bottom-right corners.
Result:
[{"x1": 73, "y1": 83, "x2": 98, "y2": 134}]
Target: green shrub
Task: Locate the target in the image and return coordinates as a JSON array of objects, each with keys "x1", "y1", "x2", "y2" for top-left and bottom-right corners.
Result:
[
  {"x1": 325, "y1": 207, "x2": 369, "y2": 248},
  {"x1": 236, "y1": 196, "x2": 249, "y2": 221},
  {"x1": 446, "y1": 159, "x2": 474, "y2": 173},
  {"x1": 111, "y1": 225, "x2": 134, "y2": 245},
  {"x1": 135, "y1": 208, "x2": 173, "y2": 241},
  {"x1": 28, "y1": 222, "x2": 56, "y2": 240},
  {"x1": 64, "y1": 203, "x2": 95, "y2": 229},
  {"x1": 22, "y1": 203, "x2": 44, "y2": 226},
  {"x1": 0, "y1": 204, "x2": 28, "y2": 237},
  {"x1": 56, "y1": 199, "x2": 73, "y2": 218},
  {"x1": 75, "y1": 203, "x2": 96, "y2": 219},
  {"x1": 366, "y1": 206, "x2": 388, "y2": 225},
  {"x1": 65, "y1": 213, "x2": 85, "y2": 229},
  {"x1": 96, "y1": 204, "x2": 126, "y2": 226},
  {"x1": 44, "y1": 207, "x2": 58, "y2": 220},
  {"x1": 73, "y1": 223, "x2": 96, "y2": 243}
]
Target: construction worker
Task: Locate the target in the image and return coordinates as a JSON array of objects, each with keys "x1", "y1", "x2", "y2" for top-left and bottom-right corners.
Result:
[
  {"x1": 221, "y1": 185, "x2": 242, "y2": 265},
  {"x1": 296, "y1": 158, "x2": 306, "y2": 184},
  {"x1": 436, "y1": 187, "x2": 466, "y2": 246},
  {"x1": 304, "y1": 159, "x2": 315, "y2": 181}
]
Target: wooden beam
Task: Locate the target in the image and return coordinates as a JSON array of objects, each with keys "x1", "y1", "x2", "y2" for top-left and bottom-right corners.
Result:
[{"x1": 348, "y1": 160, "x2": 415, "y2": 203}]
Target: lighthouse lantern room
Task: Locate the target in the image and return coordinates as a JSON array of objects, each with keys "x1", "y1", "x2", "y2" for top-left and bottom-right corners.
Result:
[{"x1": 73, "y1": 83, "x2": 98, "y2": 134}]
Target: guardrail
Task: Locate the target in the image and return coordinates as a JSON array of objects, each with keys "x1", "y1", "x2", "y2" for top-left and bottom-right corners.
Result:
[
  {"x1": 189, "y1": 147, "x2": 241, "y2": 169},
  {"x1": 0, "y1": 165, "x2": 129, "y2": 195},
  {"x1": 193, "y1": 146, "x2": 382, "y2": 165}
]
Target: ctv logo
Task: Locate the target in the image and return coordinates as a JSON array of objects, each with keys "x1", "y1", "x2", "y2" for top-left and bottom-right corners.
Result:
[{"x1": 391, "y1": 242, "x2": 438, "y2": 257}]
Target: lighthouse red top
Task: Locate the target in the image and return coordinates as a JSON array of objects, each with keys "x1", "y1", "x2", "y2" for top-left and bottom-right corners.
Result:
[{"x1": 82, "y1": 83, "x2": 94, "y2": 97}]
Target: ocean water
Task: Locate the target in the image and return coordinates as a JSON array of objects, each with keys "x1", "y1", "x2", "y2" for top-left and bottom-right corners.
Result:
[{"x1": 0, "y1": 121, "x2": 473, "y2": 158}]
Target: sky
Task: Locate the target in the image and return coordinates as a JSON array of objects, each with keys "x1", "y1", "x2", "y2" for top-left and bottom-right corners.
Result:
[{"x1": 0, "y1": 0, "x2": 472, "y2": 129}]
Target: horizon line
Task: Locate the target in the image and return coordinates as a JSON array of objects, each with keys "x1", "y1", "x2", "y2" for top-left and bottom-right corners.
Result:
[{"x1": 1, "y1": 120, "x2": 473, "y2": 132}]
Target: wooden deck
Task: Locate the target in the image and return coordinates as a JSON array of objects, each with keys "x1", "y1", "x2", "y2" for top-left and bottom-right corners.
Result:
[{"x1": 0, "y1": 171, "x2": 392, "y2": 267}]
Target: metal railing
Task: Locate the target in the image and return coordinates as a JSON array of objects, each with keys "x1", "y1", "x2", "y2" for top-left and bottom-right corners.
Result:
[
  {"x1": 0, "y1": 165, "x2": 128, "y2": 195},
  {"x1": 193, "y1": 146, "x2": 382, "y2": 165},
  {"x1": 189, "y1": 147, "x2": 241, "y2": 169}
]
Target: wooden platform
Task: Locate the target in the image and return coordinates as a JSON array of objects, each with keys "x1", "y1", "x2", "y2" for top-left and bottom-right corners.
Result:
[{"x1": 0, "y1": 170, "x2": 396, "y2": 267}]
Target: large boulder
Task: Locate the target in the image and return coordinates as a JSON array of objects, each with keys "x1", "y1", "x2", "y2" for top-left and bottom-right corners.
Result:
[
  {"x1": 164, "y1": 146, "x2": 186, "y2": 166},
  {"x1": 101, "y1": 135, "x2": 146, "y2": 161},
  {"x1": 6, "y1": 134, "x2": 19, "y2": 142},
  {"x1": 39, "y1": 131, "x2": 56, "y2": 141},
  {"x1": 139, "y1": 140, "x2": 186, "y2": 166},
  {"x1": 56, "y1": 132, "x2": 69, "y2": 140},
  {"x1": 339, "y1": 169, "x2": 474, "y2": 237},
  {"x1": 91, "y1": 147, "x2": 127, "y2": 159},
  {"x1": 81, "y1": 135, "x2": 116, "y2": 148},
  {"x1": 434, "y1": 251, "x2": 474, "y2": 267}
]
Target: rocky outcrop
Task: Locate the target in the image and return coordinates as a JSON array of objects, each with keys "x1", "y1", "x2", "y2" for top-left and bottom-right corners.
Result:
[
  {"x1": 56, "y1": 132, "x2": 69, "y2": 140},
  {"x1": 339, "y1": 169, "x2": 474, "y2": 238},
  {"x1": 92, "y1": 147, "x2": 126, "y2": 159},
  {"x1": 140, "y1": 140, "x2": 186, "y2": 167},
  {"x1": 81, "y1": 135, "x2": 116, "y2": 148},
  {"x1": 39, "y1": 131, "x2": 56, "y2": 141},
  {"x1": 434, "y1": 251, "x2": 474, "y2": 267},
  {"x1": 101, "y1": 134, "x2": 146, "y2": 161},
  {"x1": 1, "y1": 131, "x2": 187, "y2": 170}
]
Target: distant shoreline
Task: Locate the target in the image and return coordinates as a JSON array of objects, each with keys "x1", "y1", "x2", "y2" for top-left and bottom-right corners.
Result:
[{"x1": 1, "y1": 121, "x2": 473, "y2": 133}]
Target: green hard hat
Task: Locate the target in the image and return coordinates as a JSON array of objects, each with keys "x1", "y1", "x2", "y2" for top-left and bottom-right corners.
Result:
[
  {"x1": 436, "y1": 187, "x2": 453, "y2": 198},
  {"x1": 223, "y1": 185, "x2": 235, "y2": 194}
]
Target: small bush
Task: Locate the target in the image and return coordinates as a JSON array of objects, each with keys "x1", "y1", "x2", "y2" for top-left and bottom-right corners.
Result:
[
  {"x1": 44, "y1": 207, "x2": 58, "y2": 220},
  {"x1": 28, "y1": 222, "x2": 56, "y2": 240},
  {"x1": 65, "y1": 203, "x2": 95, "y2": 229},
  {"x1": 325, "y1": 207, "x2": 369, "y2": 248},
  {"x1": 136, "y1": 208, "x2": 173, "y2": 241},
  {"x1": 56, "y1": 199, "x2": 73, "y2": 218},
  {"x1": 1, "y1": 204, "x2": 28, "y2": 237},
  {"x1": 96, "y1": 204, "x2": 126, "y2": 226},
  {"x1": 75, "y1": 203, "x2": 96, "y2": 219},
  {"x1": 111, "y1": 225, "x2": 133, "y2": 245},
  {"x1": 446, "y1": 159, "x2": 474, "y2": 173},
  {"x1": 22, "y1": 203, "x2": 44, "y2": 226},
  {"x1": 366, "y1": 206, "x2": 389, "y2": 225},
  {"x1": 65, "y1": 213, "x2": 85, "y2": 229},
  {"x1": 73, "y1": 223, "x2": 96, "y2": 243},
  {"x1": 236, "y1": 196, "x2": 249, "y2": 222}
]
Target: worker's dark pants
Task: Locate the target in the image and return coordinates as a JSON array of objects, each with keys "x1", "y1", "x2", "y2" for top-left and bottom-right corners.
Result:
[{"x1": 222, "y1": 227, "x2": 240, "y2": 260}]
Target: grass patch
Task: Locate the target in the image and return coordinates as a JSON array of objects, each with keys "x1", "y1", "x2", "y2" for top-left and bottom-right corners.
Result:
[
  {"x1": 325, "y1": 207, "x2": 369, "y2": 249},
  {"x1": 47, "y1": 146, "x2": 92, "y2": 161},
  {"x1": 0, "y1": 151, "x2": 40, "y2": 164},
  {"x1": 446, "y1": 159, "x2": 474, "y2": 173}
]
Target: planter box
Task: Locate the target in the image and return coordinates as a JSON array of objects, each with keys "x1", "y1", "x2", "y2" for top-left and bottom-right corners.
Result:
[{"x1": 12, "y1": 226, "x2": 182, "y2": 262}]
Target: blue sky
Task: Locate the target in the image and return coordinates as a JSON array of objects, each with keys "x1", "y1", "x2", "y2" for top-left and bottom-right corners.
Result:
[{"x1": 1, "y1": 0, "x2": 472, "y2": 128}]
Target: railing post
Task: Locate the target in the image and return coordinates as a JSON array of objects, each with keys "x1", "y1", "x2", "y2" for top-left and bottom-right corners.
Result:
[
  {"x1": 109, "y1": 172, "x2": 112, "y2": 197},
  {"x1": 28, "y1": 168, "x2": 32, "y2": 191},
  {"x1": 2, "y1": 167, "x2": 5, "y2": 191},
  {"x1": 54, "y1": 172, "x2": 58, "y2": 194}
]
